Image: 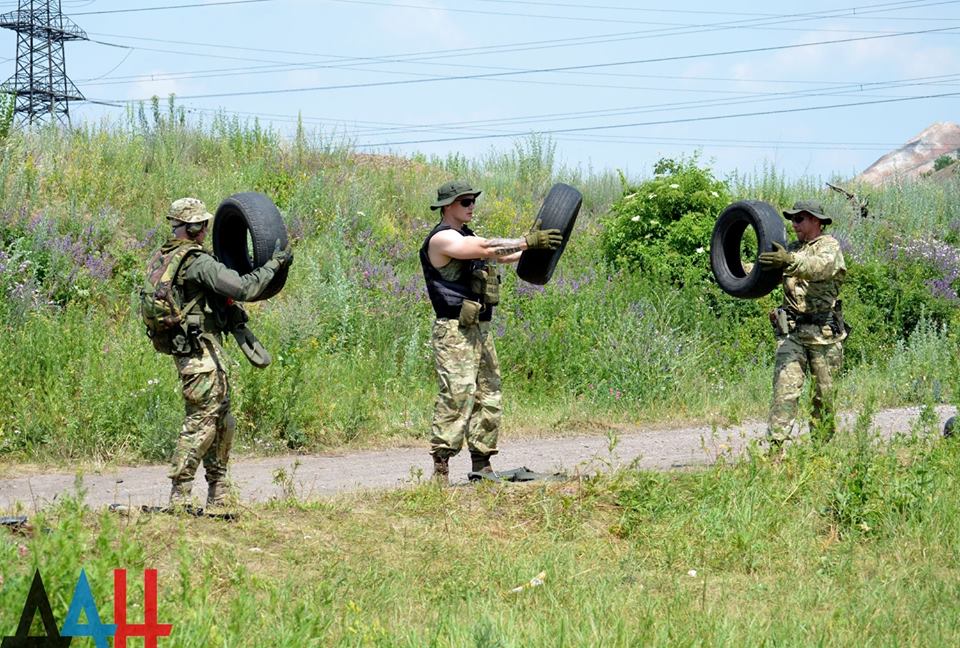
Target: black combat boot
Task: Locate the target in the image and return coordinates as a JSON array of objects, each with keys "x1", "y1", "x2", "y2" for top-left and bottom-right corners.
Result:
[{"x1": 470, "y1": 451, "x2": 493, "y2": 474}]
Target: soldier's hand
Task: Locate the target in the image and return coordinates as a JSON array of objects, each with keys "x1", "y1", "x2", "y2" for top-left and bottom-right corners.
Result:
[
  {"x1": 524, "y1": 218, "x2": 564, "y2": 250},
  {"x1": 270, "y1": 239, "x2": 294, "y2": 268},
  {"x1": 758, "y1": 242, "x2": 793, "y2": 268}
]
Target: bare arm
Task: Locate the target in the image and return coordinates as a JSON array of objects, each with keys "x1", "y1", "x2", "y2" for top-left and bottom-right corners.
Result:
[
  {"x1": 428, "y1": 230, "x2": 529, "y2": 267},
  {"x1": 496, "y1": 251, "x2": 522, "y2": 264}
]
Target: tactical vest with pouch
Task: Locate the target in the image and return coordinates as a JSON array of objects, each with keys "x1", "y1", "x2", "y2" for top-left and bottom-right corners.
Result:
[{"x1": 420, "y1": 223, "x2": 495, "y2": 322}]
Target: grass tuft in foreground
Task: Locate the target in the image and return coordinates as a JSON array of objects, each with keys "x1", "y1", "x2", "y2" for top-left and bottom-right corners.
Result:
[{"x1": 1, "y1": 428, "x2": 958, "y2": 646}]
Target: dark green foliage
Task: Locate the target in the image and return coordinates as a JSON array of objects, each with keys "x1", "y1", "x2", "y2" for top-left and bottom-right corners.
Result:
[
  {"x1": 826, "y1": 426, "x2": 937, "y2": 537},
  {"x1": 933, "y1": 154, "x2": 957, "y2": 172},
  {"x1": 601, "y1": 155, "x2": 730, "y2": 284}
]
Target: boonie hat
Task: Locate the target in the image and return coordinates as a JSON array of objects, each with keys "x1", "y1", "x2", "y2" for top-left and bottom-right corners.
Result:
[
  {"x1": 783, "y1": 199, "x2": 832, "y2": 225},
  {"x1": 430, "y1": 181, "x2": 481, "y2": 210},
  {"x1": 168, "y1": 197, "x2": 214, "y2": 224}
]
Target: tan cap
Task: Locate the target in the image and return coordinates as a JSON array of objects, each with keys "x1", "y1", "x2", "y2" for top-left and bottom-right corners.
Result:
[{"x1": 167, "y1": 197, "x2": 214, "y2": 224}]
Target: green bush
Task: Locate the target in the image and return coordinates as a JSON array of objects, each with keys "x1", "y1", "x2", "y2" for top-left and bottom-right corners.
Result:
[
  {"x1": 601, "y1": 155, "x2": 730, "y2": 284},
  {"x1": 933, "y1": 154, "x2": 956, "y2": 172}
]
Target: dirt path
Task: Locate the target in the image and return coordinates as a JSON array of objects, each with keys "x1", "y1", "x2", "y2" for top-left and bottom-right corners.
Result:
[{"x1": 0, "y1": 406, "x2": 952, "y2": 513}]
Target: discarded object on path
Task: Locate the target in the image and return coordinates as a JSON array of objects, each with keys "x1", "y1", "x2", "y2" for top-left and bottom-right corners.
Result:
[
  {"x1": 212, "y1": 192, "x2": 289, "y2": 301},
  {"x1": 1, "y1": 516, "x2": 35, "y2": 537},
  {"x1": 109, "y1": 503, "x2": 237, "y2": 521},
  {"x1": 1, "y1": 515, "x2": 27, "y2": 528},
  {"x1": 467, "y1": 466, "x2": 566, "y2": 483},
  {"x1": 710, "y1": 200, "x2": 787, "y2": 299},
  {"x1": 509, "y1": 571, "x2": 547, "y2": 594},
  {"x1": 516, "y1": 183, "x2": 582, "y2": 285}
]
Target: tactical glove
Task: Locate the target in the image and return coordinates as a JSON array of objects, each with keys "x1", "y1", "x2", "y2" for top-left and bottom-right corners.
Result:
[
  {"x1": 270, "y1": 238, "x2": 294, "y2": 268},
  {"x1": 524, "y1": 218, "x2": 563, "y2": 250},
  {"x1": 758, "y1": 242, "x2": 794, "y2": 268}
]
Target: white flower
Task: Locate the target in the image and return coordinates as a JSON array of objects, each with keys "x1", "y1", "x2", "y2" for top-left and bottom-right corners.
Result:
[
  {"x1": 147, "y1": 378, "x2": 159, "y2": 386},
  {"x1": 669, "y1": 183, "x2": 680, "y2": 189},
  {"x1": 687, "y1": 569, "x2": 697, "y2": 577},
  {"x1": 710, "y1": 191, "x2": 719, "y2": 198},
  {"x1": 695, "y1": 246, "x2": 705, "y2": 254},
  {"x1": 631, "y1": 215, "x2": 641, "y2": 222}
]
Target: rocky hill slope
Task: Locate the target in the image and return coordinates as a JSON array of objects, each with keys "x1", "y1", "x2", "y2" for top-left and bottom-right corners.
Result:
[{"x1": 857, "y1": 121, "x2": 960, "y2": 185}]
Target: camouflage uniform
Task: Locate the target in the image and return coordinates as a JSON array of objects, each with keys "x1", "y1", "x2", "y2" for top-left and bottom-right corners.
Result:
[
  {"x1": 157, "y1": 200, "x2": 283, "y2": 507},
  {"x1": 429, "y1": 308, "x2": 502, "y2": 458},
  {"x1": 420, "y1": 182, "x2": 503, "y2": 476},
  {"x1": 768, "y1": 234, "x2": 847, "y2": 444}
]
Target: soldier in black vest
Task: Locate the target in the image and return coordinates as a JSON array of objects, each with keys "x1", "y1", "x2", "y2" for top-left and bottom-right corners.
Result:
[{"x1": 420, "y1": 181, "x2": 562, "y2": 484}]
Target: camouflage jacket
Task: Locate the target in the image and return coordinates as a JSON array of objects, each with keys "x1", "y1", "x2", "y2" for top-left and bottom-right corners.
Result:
[
  {"x1": 162, "y1": 238, "x2": 278, "y2": 338},
  {"x1": 780, "y1": 234, "x2": 847, "y2": 346}
]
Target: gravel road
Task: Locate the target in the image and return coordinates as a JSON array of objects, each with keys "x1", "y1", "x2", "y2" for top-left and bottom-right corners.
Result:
[{"x1": 0, "y1": 405, "x2": 952, "y2": 513}]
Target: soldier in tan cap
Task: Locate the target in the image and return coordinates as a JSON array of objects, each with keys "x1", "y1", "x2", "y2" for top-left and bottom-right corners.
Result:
[
  {"x1": 419, "y1": 181, "x2": 562, "y2": 484},
  {"x1": 143, "y1": 197, "x2": 293, "y2": 509},
  {"x1": 759, "y1": 199, "x2": 847, "y2": 453}
]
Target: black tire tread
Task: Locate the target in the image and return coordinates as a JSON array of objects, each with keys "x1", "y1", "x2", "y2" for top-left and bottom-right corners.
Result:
[
  {"x1": 212, "y1": 192, "x2": 289, "y2": 301},
  {"x1": 709, "y1": 200, "x2": 786, "y2": 299},
  {"x1": 516, "y1": 183, "x2": 583, "y2": 285}
]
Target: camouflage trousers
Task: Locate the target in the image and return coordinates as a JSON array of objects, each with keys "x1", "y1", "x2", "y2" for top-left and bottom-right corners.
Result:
[
  {"x1": 768, "y1": 336, "x2": 844, "y2": 444},
  {"x1": 169, "y1": 337, "x2": 235, "y2": 486},
  {"x1": 429, "y1": 318, "x2": 501, "y2": 458}
]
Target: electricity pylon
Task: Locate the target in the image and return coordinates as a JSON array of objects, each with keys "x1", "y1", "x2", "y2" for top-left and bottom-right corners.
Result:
[{"x1": 0, "y1": 0, "x2": 87, "y2": 126}]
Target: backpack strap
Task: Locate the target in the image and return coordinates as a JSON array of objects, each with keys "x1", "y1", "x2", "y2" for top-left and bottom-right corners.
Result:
[{"x1": 168, "y1": 244, "x2": 205, "y2": 316}]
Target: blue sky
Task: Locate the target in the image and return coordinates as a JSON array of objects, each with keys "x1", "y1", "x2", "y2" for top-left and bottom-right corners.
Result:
[{"x1": 4, "y1": 0, "x2": 958, "y2": 179}]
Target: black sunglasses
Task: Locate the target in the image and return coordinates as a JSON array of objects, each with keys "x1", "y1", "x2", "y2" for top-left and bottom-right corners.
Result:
[
  {"x1": 458, "y1": 197, "x2": 476, "y2": 207},
  {"x1": 789, "y1": 214, "x2": 808, "y2": 224}
]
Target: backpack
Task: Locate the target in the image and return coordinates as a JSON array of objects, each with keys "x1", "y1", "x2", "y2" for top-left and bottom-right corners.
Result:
[{"x1": 139, "y1": 243, "x2": 204, "y2": 355}]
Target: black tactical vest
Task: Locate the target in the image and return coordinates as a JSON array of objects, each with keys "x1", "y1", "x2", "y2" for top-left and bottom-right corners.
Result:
[{"x1": 420, "y1": 223, "x2": 493, "y2": 321}]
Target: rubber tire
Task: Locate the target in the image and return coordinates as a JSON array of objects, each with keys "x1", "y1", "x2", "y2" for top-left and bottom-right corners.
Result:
[
  {"x1": 516, "y1": 183, "x2": 583, "y2": 285},
  {"x1": 212, "y1": 192, "x2": 288, "y2": 301},
  {"x1": 710, "y1": 200, "x2": 786, "y2": 299}
]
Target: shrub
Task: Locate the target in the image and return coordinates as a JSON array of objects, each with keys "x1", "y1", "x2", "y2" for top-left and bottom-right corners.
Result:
[
  {"x1": 601, "y1": 155, "x2": 730, "y2": 285},
  {"x1": 933, "y1": 153, "x2": 957, "y2": 172}
]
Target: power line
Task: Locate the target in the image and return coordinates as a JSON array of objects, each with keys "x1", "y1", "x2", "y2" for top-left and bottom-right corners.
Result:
[
  {"x1": 70, "y1": 0, "x2": 960, "y2": 97},
  {"x1": 73, "y1": 0, "x2": 277, "y2": 15},
  {"x1": 79, "y1": 0, "x2": 960, "y2": 74},
  {"x1": 357, "y1": 90, "x2": 960, "y2": 147},
  {"x1": 338, "y1": 74, "x2": 960, "y2": 137},
  {"x1": 478, "y1": 0, "x2": 960, "y2": 22},
  {"x1": 69, "y1": 96, "x2": 910, "y2": 152},
  {"x1": 325, "y1": 0, "x2": 958, "y2": 27},
  {"x1": 109, "y1": 24, "x2": 960, "y2": 102},
  {"x1": 83, "y1": 73, "x2": 960, "y2": 146}
]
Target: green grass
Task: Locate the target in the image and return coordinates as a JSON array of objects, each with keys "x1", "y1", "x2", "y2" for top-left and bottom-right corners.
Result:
[
  {"x1": 0, "y1": 113, "x2": 959, "y2": 465},
  {"x1": 1, "y1": 429, "x2": 958, "y2": 646}
]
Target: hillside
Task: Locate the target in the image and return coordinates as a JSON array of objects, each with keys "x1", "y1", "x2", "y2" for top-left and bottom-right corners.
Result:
[{"x1": 857, "y1": 121, "x2": 960, "y2": 185}]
